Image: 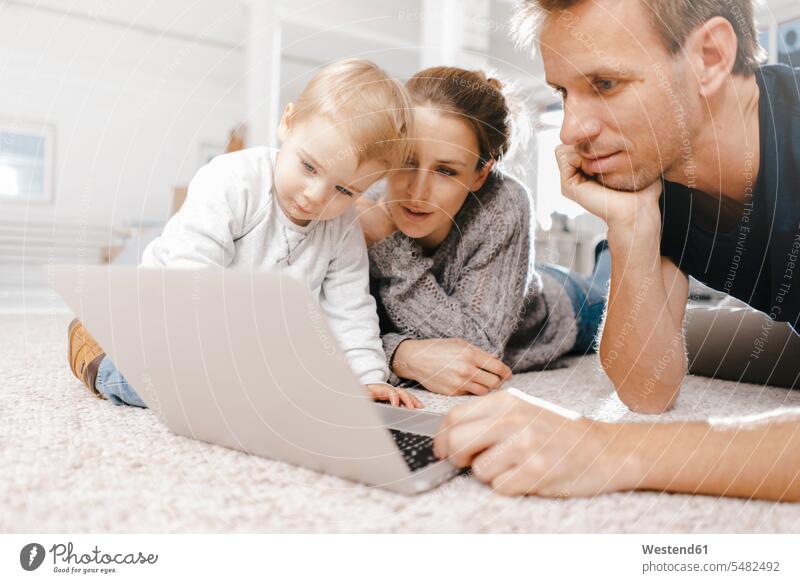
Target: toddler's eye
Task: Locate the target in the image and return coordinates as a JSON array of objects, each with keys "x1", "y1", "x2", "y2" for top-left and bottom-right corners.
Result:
[{"x1": 302, "y1": 161, "x2": 316, "y2": 174}]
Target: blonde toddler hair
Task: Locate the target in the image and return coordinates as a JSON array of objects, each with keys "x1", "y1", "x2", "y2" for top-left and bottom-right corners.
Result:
[{"x1": 291, "y1": 58, "x2": 413, "y2": 169}]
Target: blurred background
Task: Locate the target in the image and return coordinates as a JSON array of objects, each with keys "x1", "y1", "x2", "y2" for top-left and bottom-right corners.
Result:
[{"x1": 1, "y1": 0, "x2": 799, "y2": 311}]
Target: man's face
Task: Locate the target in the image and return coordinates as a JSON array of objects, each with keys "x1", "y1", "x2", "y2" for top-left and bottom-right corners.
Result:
[{"x1": 540, "y1": 0, "x2": 699, "y2": 191}]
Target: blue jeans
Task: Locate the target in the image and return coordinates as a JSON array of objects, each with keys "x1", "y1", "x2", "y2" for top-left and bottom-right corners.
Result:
[
  {"x1": 95, "y1": 356, "x2": 146, "y2": 408},
  {"x1": 536, "y1": 249, "x2": 610, "y2": 355}
]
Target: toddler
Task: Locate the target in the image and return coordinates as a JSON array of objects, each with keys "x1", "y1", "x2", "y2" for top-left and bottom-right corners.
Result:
[{"x1": 68, "y1": 59, "x2": 421, "y2": 409}]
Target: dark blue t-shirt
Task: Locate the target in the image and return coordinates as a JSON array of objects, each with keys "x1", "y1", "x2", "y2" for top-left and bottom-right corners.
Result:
[{"x1": 659, "y1": 64, "x2": 800, "y2": 330}]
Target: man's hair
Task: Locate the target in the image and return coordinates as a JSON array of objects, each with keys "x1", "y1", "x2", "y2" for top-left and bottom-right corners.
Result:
[
  {"x1": 292, "y1": 58, "x2": 413, "y2": 168},
  {"x1": 512, "y1": 0, "x2": 765, "y2": 75}
]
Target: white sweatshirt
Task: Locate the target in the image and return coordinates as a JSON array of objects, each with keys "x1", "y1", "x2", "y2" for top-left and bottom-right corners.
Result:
[{"x1": 140, "y1": 147, "x2": 390, "y2": 385}]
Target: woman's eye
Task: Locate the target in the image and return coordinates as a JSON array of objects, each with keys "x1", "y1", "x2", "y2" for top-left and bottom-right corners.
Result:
[
  {"x1": 302, "y1": 161, "x2": 315, "y2": 173},
  {"x1": 335, "y1": 185, "x2": 353, "y2": 197},
  {"x1": 436, "y1": 167, "x2": 456, "y2": 176}
]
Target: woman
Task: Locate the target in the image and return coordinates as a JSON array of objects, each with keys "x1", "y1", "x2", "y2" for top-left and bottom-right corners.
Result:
[{"x1": 357, "y1": 66, "x2": 608, "y2": 396}]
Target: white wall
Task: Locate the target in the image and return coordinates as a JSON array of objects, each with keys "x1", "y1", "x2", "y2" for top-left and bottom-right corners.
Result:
[{"x1": 0, "y1": 0, "x2": 246, "y2": 229}]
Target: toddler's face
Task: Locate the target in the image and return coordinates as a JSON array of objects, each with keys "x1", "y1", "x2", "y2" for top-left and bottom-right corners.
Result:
[{"x1": 275, "y1": 109, "x2": 387, "y2": 226}]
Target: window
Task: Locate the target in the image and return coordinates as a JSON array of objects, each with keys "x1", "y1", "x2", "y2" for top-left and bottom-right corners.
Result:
[
  {"x1": 778, "y1": 17, "x2": 800, "y2": 67},
  {"x1": 535, "y1": 104, "x2": 584, "y2": 230},
  {"x1": 0, "y1": 121, "x2": 55, "y2": 203},
  {"x1": 758, "y1": 29, "x2": 771, "y2": 60}
]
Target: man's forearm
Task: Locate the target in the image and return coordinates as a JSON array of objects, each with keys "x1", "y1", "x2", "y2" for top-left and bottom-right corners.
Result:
[
  {"x1": 624, "y1": 411, "x2": 800, "y2": 501},
  {"x1": 600, "y1": 211, "x2": 686, "y2": 413}
]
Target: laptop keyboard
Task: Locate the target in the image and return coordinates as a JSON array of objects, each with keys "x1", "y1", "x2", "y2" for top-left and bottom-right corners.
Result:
[{"x1": 388, "y1": 429, "x2": 439, "y2": 472}]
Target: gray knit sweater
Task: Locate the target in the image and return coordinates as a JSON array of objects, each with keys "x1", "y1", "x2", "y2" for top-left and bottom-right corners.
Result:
[{"x1": 367, "y1": 171, "x2": 578, "y2": 381}]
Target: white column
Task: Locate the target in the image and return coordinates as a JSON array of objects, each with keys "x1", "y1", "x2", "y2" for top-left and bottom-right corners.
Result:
[
  {"x1": 245, "y1": 1, "x2": 282, "y2": 148},
  {"x1": 419, "y1": 0, "x2": 491, "y2": 70},
  {"x1": 420, "y1": 0, "x2": 460, "y2": 68}
]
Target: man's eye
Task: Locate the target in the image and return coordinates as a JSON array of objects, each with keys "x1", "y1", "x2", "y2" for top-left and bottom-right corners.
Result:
[
  {"x1": 594, "y1": 79, "x2": 619, "y2": 92},
  {"x1": 553, "y1": 86, "x2": 567, "y2": 99},
  {"x1": 405, "y1": 159, "x2": 418, "y2": 168},
  {"x1": 302, "y1": 161, "x2": 315, "y2": 173},
  {"x1": 335, "y1": 185, "x2": 353, "y2": 197}
]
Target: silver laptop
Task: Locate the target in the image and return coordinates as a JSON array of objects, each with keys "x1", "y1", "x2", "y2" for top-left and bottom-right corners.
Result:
[
  {"x1": 50, "y1": 265, "x2": 459, "y2": 495},
  {"x1": 685, "y1": 305, "x2": 800, "y2": 388}
]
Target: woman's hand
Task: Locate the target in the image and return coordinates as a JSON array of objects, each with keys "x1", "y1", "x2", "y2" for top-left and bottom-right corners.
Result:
[
  {"x1": 355, "y1": 196, "x2": 397, "y2": 247},
  {"x1": 391, "y1": 338, "x2": 513, "y2": 397},
  {"x1": 434, "y1": 390, "x2": 641, "y2": 497},
  {"x1": 365, "y1": 383, "x2": 423, "y2": 409}
]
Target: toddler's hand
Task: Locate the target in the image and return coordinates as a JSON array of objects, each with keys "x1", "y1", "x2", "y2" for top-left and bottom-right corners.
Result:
[{"x1": 365, "y1": 383, "x2": 423, "y2": 409}]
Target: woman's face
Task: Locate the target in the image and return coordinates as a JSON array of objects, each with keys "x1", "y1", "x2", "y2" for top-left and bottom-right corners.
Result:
[{"x1": 386, "y1": 106, "x2": 492, "y2": 250}]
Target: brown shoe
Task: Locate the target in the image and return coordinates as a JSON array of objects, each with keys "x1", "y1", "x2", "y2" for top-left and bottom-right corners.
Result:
[{"x1": 67, "y1": 318, "x2": 106, "y2": 398}]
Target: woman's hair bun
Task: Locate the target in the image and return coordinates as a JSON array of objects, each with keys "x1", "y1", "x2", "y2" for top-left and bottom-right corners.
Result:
[
  {"x1": 474, "y1": 70, "x2": 503, "y2": 93},
  {"x1": 485, "y1": 77, "x2": 503, "y2": 92}
]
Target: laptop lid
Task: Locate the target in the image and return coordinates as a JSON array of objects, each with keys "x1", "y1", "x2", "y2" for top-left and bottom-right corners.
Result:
[{"x1": 51, "y1": 265, "x2": 414, "y2": 487}]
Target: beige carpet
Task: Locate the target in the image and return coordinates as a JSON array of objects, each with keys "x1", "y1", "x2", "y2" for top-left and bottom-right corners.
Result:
[{"x1": 3, "y1": 312, "x2": 800, "y2": 533}]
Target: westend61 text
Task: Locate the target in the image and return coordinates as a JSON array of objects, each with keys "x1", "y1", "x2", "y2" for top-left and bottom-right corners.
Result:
[{"x1": 642, "y1": 544, "x2": 708, "y2": 555}]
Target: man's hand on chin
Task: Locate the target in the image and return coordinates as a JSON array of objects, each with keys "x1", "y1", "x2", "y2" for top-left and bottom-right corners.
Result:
[{"x1": 555, "y1": 144, "x2": 663, "y2": 230}]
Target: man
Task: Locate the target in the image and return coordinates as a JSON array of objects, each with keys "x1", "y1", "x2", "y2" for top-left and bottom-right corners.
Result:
[{"x1": 434, "y1": 0, "x2": 800, "y2": 500}]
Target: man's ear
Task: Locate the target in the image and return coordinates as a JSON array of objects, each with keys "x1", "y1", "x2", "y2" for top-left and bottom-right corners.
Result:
[
  {"x1": 276, "y1": 103, "x2": 296, "y2": 143},
  {"x1": 470, "y1": 159, "x2": 495, "y2": 191},
  {"x1": 685, "y1": 16, "x2": 738, "y2": 98}
]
